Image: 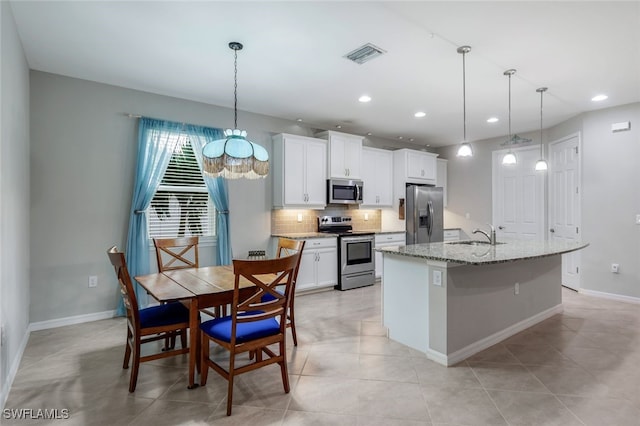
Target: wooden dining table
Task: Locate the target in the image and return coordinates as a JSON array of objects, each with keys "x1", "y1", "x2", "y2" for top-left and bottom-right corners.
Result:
[{"x1": 135, "y1": 265, "x2": 259, "y2": 389}]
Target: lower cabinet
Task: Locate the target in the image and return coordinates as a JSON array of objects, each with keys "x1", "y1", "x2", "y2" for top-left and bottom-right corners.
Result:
[
  {"x1": 374, "y1": 233, "x2": 406, "y2": 279},
  {"x1": 296, "y1": 237, "x2": 338, "y2": 291}
]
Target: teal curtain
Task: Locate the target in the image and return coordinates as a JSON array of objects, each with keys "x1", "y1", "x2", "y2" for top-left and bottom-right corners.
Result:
[
  {"x1": 187, "y1": 124, "x2": 233, "y2": 265},
  {"x1": 117, "y1": 118, "x2": 183, "y2": 315}
]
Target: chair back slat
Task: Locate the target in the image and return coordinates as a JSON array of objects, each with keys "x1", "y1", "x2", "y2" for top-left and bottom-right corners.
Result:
[
  {"x1": 153, "y1": 237, "x2": 199, "y2": 272},
  {"x1": 107, "y1": 246, "x2": 141, "y2": 331}
]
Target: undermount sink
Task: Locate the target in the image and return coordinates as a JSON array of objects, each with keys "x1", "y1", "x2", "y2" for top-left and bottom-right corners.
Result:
[{"x1": 447, "y1": 240, "x2": 505, "y2": 246}]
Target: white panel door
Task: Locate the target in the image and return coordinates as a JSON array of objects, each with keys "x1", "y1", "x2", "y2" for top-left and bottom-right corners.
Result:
[
  {"x1": 492, "y1": 146, "x2": 545, "y2": 240},
  {"x1": 549, "y1": 134, "x2": 581, "y2": 290}
]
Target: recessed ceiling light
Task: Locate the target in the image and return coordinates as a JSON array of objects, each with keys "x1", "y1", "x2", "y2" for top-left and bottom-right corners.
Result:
[
  {"x1": 336, "y1": 125, "x2": 342, "y2": 129},
  {"x1": 409, "y1": 138, "x2": 415, "y2": 142},
  {"x1": 398, "y1": 136, "x2": 404, "y2": 140},
  {"x1": 487, "y1": 117, "x2": 499, "y2": 123},
  {"x1": 591, "y1": 94, "x2": 608, "y2": 102},
  {"x1": 414, "y1": 111, "x2": 426, "y2": 118},
  {"x1": 359, "y1": 95, "x2": 372, "y2": 103},
  {"x1": 296, "y1": 118, "x2": 303, "y2": 122},
  {"x1": 426, "y1": 144, "x2": 431, "y2": 147},
  {"x1": 367, "y1": 132, "x2": 372, "y2": 136}
]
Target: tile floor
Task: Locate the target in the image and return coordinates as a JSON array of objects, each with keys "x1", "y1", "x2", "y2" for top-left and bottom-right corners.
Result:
[{"x1": 5, "y1": 285, "x2": 640, "y2": 425}]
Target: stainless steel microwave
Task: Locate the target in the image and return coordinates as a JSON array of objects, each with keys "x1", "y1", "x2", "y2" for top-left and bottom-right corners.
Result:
[{"x1": 327, "y1": 179, "x2": 364, "y2": 205}]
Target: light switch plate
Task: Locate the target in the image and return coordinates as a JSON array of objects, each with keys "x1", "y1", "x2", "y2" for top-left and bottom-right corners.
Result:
[{"x1": 636, "y1": 214, "x2": 640, "y2": 225}]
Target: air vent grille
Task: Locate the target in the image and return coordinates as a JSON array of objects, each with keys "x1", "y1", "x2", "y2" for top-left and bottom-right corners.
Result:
[{"x1": 344, "y1": 43, "x2": 386, "y2": 64}]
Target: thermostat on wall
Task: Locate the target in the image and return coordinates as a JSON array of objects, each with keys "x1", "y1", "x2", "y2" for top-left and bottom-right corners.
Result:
[{"x1": 611, "y1": 121, "x2": 631, "y2": 132}]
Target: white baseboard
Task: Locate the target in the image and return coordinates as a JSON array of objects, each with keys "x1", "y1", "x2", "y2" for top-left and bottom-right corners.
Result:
[
  {"x1": 1, "y1": 326, "x2": 31, "y2": 410},
  {"x1": 431, "y1": 304, "x2": 564, "y2": 367},
  {"x1": 579, "y1": 288, "x2": 640, "y2": 305},
  {"x1": 29, "y1": 309, "x2": 117, "y2": 332}
]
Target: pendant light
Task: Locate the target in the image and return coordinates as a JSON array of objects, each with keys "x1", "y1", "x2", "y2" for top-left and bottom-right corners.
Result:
[
  {"x1": 202, "y1": 42, "x2": 269, "y2": 179},
  {"x1": 534, "y1": 87, "x2": 549, "y2": 171},
  {"x1": 456, "y1": 45, "x2": 473, "y2": 157},
  {"x1": 501, "y1": 69, "x2": 518, "y2": 165}
]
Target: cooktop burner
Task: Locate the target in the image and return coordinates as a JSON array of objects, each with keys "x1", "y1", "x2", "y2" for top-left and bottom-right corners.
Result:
[{"x1": 317, "y1": 216, "x2": 375, "y2": 237}]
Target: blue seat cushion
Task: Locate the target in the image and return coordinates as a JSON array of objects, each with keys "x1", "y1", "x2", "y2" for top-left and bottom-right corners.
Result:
[
  {"x1": 200, "y1": 314, "x2": 279, "y2": 343},
  {"x1": 260, "y1": 289, "x2": 284, "y2": 303},
  {"x1": 139, "y1": 302, "x2": 189, "y2": 329}
]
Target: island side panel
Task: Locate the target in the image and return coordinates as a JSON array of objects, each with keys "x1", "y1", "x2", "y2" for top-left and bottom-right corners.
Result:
[
  {"x1": 446, "y1": 255, "x2": 562, "y2": 356},
  {"x1": 382, "y1": 254, "x2": 430, "y2": 353}
]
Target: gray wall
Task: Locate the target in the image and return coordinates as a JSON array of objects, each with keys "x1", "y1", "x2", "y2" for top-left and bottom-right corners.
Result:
[
  {"x1": 438, "y1": 102, "x2": 640, "y2": 299},
  {"x1": 29, "y1": 71, "x2": 324, "y2": 323},
  {"x1": 1, "y1": 1, "x2": 31, "y2": 404}
]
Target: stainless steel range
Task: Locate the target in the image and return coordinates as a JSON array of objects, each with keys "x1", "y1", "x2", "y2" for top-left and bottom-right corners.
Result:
[{"x1": 318, "y1": 216, "x2": 375, "y2": 291}]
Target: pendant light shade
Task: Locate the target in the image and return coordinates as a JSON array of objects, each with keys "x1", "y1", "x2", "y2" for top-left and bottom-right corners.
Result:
[
  {"x1": 534, "y1": 87, "x2": 548, "y2": 171},
  {"x1": 202, "y1": 42, "x2": 269, "y2": 179},
  {"x1": 501, "y1": 69, "x2": 518, "y2": 165},
  {"x1": 456, "y1": 46, "x2": 473, "y2": 157}
]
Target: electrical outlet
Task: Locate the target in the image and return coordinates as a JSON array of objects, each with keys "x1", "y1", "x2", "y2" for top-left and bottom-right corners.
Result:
[
  {"x1": 88, "y1": 275, "x2": 98, "y2": 287},
  {"x1": 297, "y1": 213, "x2": 303, "y2": 223},
  {"x1": 611, "y1": 263, "x2": 620, "y2": 273},
  {"x1": 432, "y1": 270, "x2": 442, "y2": 287},
  {"x1": 364, "y1": 213, "x2": 369, "y2": 221},
  {"x1": 636, "y1": 214, "x2": 640, "y2": 225},
  {"x1": 514, "y1": 282, "x2": 520, "y2": 295}
]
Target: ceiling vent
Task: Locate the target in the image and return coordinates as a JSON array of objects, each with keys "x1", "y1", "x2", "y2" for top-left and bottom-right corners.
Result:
[{"x1": 344, "y1": 43, "x2": 386, "y2": 64}]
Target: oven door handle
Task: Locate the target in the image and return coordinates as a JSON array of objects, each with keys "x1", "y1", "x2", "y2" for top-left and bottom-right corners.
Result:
[{"x1": 341, "y1": 236, "x2": 374, "y2": 243}]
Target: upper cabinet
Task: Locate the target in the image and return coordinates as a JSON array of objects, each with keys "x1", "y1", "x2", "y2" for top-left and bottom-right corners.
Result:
[
  {"x1": 437, "y1": 158, "x2": 448, "y2": 208},
  {"x1": 316, "y1": 131, "x2": 363, "y2": 179},
  {"x1": 362, "y1": 147, "x2": 393, "y2": 207},
  {"x1": 393, "y1": 149, "x2": 438, "y2": 185},
  {"x1": 272, "y1": 133, "x2": 327, "y2": 209}
]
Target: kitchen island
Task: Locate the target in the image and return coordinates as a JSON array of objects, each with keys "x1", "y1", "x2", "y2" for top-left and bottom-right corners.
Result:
[{"x1": 377, "y1": 239, "x2": 588, "y2": 366}]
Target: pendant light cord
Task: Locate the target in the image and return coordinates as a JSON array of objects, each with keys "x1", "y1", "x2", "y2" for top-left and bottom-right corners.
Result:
[
  {"x1": 539, "y1": 89, "x2": 543, "y2": 156},
  {"x1": 508, "y1": 73, "x2": 512, "y2": 142},
  {"x1": 233, "y1": 47, "x2": 238, "y2": 130},
  {"x1": 462, "y1": 51, "x2": 467, "y2": 142}
]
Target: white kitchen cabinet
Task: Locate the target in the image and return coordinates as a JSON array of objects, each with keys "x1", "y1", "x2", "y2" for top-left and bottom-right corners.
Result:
[
  {"x1": 437, "y1": 158, "x2": 448, "y2": 208},
  {"x1": 272, "y1": 133, "x2": 327, "y2": 209},
  {"x1": 374, "y1": 232, "x2": 405, "y2": 278},
  {"x1": 393, "y1": 149, "x2": 439, "y2": 208},
  {"x1": 362, "y1": 147, "x2": 393, "y2": 207},
  {"x1": 296, "y1": 237, "x2": 338, "y2": 291},
  {"x1": 316, "y1": 130, "x2": 363, "y2": 179}
]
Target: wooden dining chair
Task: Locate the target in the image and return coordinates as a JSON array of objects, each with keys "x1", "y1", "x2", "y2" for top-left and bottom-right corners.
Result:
[
  {"x1": 264, "y1": 238, "x2": 305, "y2": 346},
  {"x1": 199, "y1": 254, "x2": 300, "y2": 416},
  {"x1": 153, "y1": 236, "x2": 199, "y2": 272},
  {"x1": 107, "y1": 246, "x2": 190, "y2": 392}
]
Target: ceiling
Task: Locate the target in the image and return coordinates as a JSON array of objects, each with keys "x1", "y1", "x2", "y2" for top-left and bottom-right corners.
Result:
[{"x1": 9, "y1": 1, "x2": 640, "y2": 148}]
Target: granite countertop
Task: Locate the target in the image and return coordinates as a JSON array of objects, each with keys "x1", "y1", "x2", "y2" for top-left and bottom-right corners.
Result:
[
  {"x1": 272, "y1": 230, "x2": 405, "y2": 239},
  {"x1": 271, "y1": 232, "x2": 337, "y2": 239},
  {"x1": 376, "y1": 239, "x2": 589, "y2": 265}
]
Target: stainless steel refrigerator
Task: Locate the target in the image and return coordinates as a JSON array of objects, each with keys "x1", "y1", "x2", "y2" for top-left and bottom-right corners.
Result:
[{"x1": 406, "y1": 185, "x2": 444, "y2": 244}]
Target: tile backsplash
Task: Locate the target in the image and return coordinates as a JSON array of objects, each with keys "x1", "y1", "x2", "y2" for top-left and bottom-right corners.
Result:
[{"x1": 271, "y1": 208, "x2": 381, "y2": 234}]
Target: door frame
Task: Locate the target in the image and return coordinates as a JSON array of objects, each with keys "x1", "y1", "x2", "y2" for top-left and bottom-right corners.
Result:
[
  {"x1": 491, "y1": 145, "x2": 546, "y2": 239},
  {"x1": 548, "y1": 132, "x2": 583, "y2": 290}
]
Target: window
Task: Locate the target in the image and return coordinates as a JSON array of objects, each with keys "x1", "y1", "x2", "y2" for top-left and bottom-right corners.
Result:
[{"x1": 147, "y1": 133, "x2": 216, "y2": 238}]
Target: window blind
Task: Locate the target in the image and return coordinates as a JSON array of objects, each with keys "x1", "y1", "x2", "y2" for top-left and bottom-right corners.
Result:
[{"x1": 148, "y1": 135, "x2": 216, "y2": 238}]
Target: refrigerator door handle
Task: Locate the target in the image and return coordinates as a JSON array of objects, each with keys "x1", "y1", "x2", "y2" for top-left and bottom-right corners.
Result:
[{"x1": 427, "y1": 200, "x2": 434, "y2": 239}]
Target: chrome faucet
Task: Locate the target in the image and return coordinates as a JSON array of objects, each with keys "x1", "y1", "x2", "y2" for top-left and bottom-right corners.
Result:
[{"x1": 472, "y1": 224, "x2": 497, "y2": 245}]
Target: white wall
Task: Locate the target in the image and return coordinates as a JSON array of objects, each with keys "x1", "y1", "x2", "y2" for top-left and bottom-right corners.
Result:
[
  {"x1": 0, "y1": 1, "x2": 31, "y2": 406},
  {"x1": 439, "y1": 102, "x2": 640, "y2": 300}
]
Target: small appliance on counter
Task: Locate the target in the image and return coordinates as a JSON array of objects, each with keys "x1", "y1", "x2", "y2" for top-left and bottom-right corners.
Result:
[
  {"x1": 317, "y1": 216, "x2": 375, "y2": 290},
  {"x1": 406, "y1": 185, "x2": 444, "y2": 244}
]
